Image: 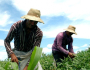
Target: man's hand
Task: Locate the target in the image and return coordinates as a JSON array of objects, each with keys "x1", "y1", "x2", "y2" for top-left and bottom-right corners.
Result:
[
  {"x1": 10, "y1": 53, "x2": 18, "y2": 64},
  {"x1": 68, "y1": 52, "x2": 75, "y2": 58},
  {"x1": 23, "y1": 65, "x2": 28, "y2": 70}
]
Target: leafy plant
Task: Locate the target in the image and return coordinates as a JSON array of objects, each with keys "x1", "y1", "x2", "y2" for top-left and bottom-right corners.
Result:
[
  {"x1": 40, "y1": 53, "x2": 56, "y2": 70},
  {"x1": 0, "y1": 60, "x2": 18, "y2": 70},
  {"x1": 1, "y1": 47, "x2": 90, "y2": 70},
  {"x1": 40, "y1": 47, "x2": 90, "y2": 70},
  {"x1": 27, "y1": 46, "x2": 42, "y2": 70}
]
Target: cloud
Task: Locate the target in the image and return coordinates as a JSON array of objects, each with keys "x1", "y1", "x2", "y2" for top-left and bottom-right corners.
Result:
[
  {"x1": 72, "y1": 23, "x2": 90, "y2": 39},
  {"x1": 11, "y1": 0, "x2": 90, "y2": 21},
  {"x1": 42, "y1": 44, "x2": 52, "y2": 54},
  {"x1": 75, "y1": 50, "x2": 81, "y2": 53},
  {"x1": 43, "y1": 25, "x2": 65, "y2": 38},
  {"x1": 74, "y1": 44, "x2": 89, "y2": 53},
  {"x1": 0, "y1": 11, "x2": 10, "y2": 27},
  {"x1": 81, "y1": 44, "x2": 88, "y2": 47},
  {"x1": 0, "y1": 51, "x2": 8, "y2": 60},
  {"x1": 73, "y1": 46, "x2": 79, "y2": 49},
  {"x1": 0, "y1": 0, "x2": 10, "y2": 3},
  {"x1": 0, "y1": 39, "x2": 14, "y2": 48},
  {"x1": 47, "y1": 44, "x2": 53, "y2": 48},
  {"x1": 0, "y1": 39, "x2": 14, "y2": 60},
  {"x1": 42, "y1": 47, "x2": 52, "y2": 54},
  {"x1": 0, "y1": 40, "x2": 4, "y2": 46},
  {"x1": 85, "y1": 48, "x2": 88, "y2": 51},
  {"x1": 11, "y1": 42, "x2": 14, "y2": 48},
  {"x1": 1, "y1": 0, "x2": 89, "y2": 39},
  {"x1": 0, "y1": 29, "x2": 9, "y2": 31},
  {"x1": 42, "y1": 23, "x2": 90, "y2": 39}
]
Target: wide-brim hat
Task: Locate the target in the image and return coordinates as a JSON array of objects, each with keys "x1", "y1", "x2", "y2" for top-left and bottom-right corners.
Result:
[
  {"x1": 64, "y1": 25, "x2": 77, "y2": 35},
  {"x1": 21, "y1": 8, "x2": 44, "y2": 24}
]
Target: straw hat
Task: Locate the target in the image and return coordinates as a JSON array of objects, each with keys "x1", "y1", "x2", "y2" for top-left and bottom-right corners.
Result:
[
  {"x1": 64, "y1": 25, "x2": 77, "y2": 35},
  {"x1": 21, "y1": 8, "x2": 44, "y2": 24}
]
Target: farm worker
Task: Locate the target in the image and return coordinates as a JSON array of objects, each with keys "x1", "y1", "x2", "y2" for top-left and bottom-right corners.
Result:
[
  {"x1": 52, "y1": 25, "x2": 77, "y2": 66},
  {"x1": 4, "y1": 8, "x2": 44, "y2": 70}
]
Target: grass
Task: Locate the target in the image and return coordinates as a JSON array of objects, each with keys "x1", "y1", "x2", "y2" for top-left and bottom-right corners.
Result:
[{"x1": 1, "y1": 47, "x2": 90, "y2": 70}]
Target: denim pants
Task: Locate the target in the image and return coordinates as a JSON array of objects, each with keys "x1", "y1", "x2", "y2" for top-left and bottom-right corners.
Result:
[
  {"x1": 17, "y1": 58, "x2": 21, "y2": 70},
  {"x1": 52, "y1": 50, "x2": 68, "y2": 66}
]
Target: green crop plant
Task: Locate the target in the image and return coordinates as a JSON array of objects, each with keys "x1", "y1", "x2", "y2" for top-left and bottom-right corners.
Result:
[
  {"x1": 40, "y1": 47, "x2": 90, "y2": 70},
  {"x1": 27, "y1": 46, "x2": 42, "y2": 70},
  {"x1": 1, "y1": 47, "x2": 90, "y2": 70},
  {"x1": 0, "y1": 60, "x2": 18, "y2": 70}
]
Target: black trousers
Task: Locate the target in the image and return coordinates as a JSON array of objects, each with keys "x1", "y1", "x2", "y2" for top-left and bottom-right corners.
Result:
[{"x1": 52, "y1": 50, "x2": 68, "y2": 66}]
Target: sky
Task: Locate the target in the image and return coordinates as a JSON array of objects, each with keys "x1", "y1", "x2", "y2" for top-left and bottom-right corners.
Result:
[{"x1": 0, "y1": 0, "x2": 90, "y2": 60}]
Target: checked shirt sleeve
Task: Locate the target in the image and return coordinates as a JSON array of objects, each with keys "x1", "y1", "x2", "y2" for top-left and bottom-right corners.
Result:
[
  {"x1": 4, "y1": 24, "x2": 16, "y2": 57},
  {"x1": 33, "y1": 27, "x2": 43, "y2": 47},
  {"x1": 4, "y1": 20, "x2": 22, "y2": 58}
]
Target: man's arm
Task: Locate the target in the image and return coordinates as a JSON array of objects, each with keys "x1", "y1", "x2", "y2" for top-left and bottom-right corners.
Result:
[
  {"x1": 4, "y1": 20, "x2": 22, "y2": 58},
  {"x1": 33, "y1": 29, "x2": 43, "y2": 47},
  {"x1": 33, "y1": 35, "x2": 43, "y2": 47},
  {"x1": 68, "y1": 38, "x2": 74, "y2": 53},
  {"x1": 68, "y1": 38, "x2": 75, "y2": 58},
  {"x1": 4, "y1": 24, "x2": 16, "y2": 57},
  {"x1": 56, "y1": 33, "x2": 69, "y2": 55},
  {"x1": 4, "y1": 22, "x2": 20, "y2": 64}
]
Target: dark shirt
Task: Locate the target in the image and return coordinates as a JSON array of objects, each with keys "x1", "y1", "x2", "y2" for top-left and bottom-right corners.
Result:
[
  {"x1": 4, "y1": 20, "x2": 43, "y2": 57},
  {"x1": 52, "y1": 31, "x2": 74, "y2": 55}
]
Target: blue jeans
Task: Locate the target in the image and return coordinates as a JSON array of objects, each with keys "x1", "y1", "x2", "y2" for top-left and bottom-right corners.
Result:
[
  {"x1": 18, "y1": 58, "x2": 21, "y2": 70},
  {"x1": 52, "y1": 50, "x2": 68, "y2": 66}
]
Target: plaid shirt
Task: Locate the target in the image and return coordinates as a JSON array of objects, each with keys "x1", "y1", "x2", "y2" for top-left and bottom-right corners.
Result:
[{"x1": 4, "y1": 20, "x2": 43, "y2": 64}]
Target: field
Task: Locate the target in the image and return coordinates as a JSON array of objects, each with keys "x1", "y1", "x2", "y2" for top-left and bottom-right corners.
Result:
[
  {"x1": 0, "y1": 47, "x2": 90, "y2": 70},
  {"x1": 40, "y1": 47, "x2": 90, "y2": 70}
]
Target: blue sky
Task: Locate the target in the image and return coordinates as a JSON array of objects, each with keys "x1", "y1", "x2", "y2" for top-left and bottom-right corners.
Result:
[{"x1": 0, "y1": 0, "x2": 90, "y2": 60}]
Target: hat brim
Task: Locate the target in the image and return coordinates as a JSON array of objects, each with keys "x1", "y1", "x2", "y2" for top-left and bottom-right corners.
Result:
[
  {"x1": 64, "y1": 29, "x2": 77, "y2": 35},
  {"x1": 21, "y1": 15, "x2": 44, "y2": 24}
]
